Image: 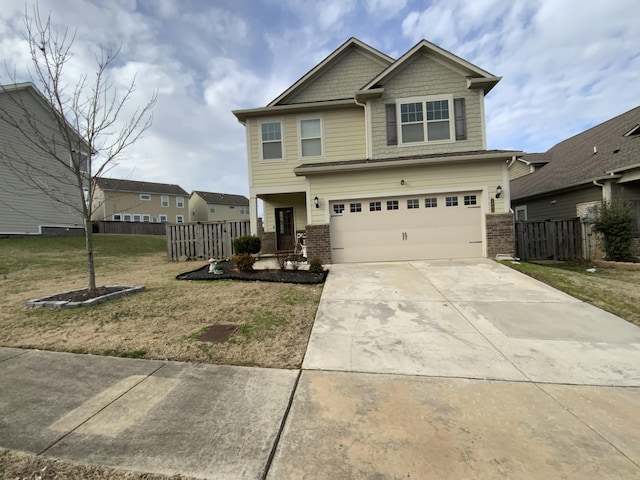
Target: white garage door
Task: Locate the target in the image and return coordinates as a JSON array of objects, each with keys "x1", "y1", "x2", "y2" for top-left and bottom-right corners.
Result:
[{"x1": 330, "y1": 192, "x2": 483, "y2": 263}]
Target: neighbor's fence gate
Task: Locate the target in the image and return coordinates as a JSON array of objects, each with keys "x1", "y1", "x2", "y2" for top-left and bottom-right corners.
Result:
[
  {"x1": 515, "y1": 217, "x2": 583, "y2": 261},
  {"x1": 166, "y1": 220, "x2": 251, "y2": 261}
]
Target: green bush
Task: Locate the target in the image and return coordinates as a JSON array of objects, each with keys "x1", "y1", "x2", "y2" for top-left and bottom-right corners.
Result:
[
  {"x1": 308, "y1": 257, "x2": 324, "y2": 273},
  {"x1": 233, "y1": 253, "x2": 256, "y2": 272},
  {"x1": 594, "y1": 201, "x2": 636, "y2": 261},
  {"x1": 233, "y1": 235, "x2": 261, "y2": 255}
]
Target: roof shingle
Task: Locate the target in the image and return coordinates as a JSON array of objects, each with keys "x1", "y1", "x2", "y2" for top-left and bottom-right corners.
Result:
[{"x1": 96, "y1": 178, "x2": 188, "y2": 196}]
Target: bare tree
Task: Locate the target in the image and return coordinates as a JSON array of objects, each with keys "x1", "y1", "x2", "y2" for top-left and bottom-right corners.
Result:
[{"x1": 0, "y1": 7, "x2": 156, "y2": 293}]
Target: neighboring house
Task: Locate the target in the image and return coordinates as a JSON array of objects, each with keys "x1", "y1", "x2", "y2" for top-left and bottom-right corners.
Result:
[
  {"x1": 511, "y1": 106, "x2": 640, "y2": 224},
  {"x1": 233, "y1": 37, "x2": 522, "y2": 263},
  {"x1": 0, "y1": 83, "x2": 87, "y2": 236},
  {"x1": 92, "y1": 178, "x2": 189, "y2": 223},
  {"x1": 189, "y1": 191, "x2": 250, "y2": 222},
  {"x1": 508, "y1": 153, "x2": 551, "y2": 181}
]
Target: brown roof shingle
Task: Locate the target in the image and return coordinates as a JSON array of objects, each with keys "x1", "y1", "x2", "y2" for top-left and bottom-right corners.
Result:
[
  {"x1": 192, "y1": 191, "x2": 249, "y2": 207},
  {"x1": 96, "y1": 178, "x2": 188, "y2": 196}
]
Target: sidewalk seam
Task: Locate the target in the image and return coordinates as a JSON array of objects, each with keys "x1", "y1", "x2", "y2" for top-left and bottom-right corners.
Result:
[{"x1": 37, "y1": 362, "x2": 167, "y2": 456}]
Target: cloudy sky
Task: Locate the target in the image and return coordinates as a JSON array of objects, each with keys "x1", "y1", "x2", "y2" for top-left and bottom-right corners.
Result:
[{"x1": 1, "y1": 0, "x2": 638, "y2": 198}]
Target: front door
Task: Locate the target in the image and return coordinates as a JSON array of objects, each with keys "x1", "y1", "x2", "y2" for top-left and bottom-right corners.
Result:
[{"x1": 275, "y1": 207, "x2": 294, "y2": 251}]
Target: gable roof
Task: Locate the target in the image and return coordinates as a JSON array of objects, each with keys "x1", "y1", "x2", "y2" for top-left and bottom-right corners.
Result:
[
  {"x1": 96, "y1": 177, "x2": 188, "y2": 196},
  {"x1": 511, "y1": 106, "x2": 640, "y2": 200},
  {"x1": 191, "y1": 191, "x2": 249, "y2": 206},
  {"x1": 358, "y1": 39, "x2": 501, "y2": 95},
  {"x1": 268, "y1": 37, "x2": 393, "y2": 107}
]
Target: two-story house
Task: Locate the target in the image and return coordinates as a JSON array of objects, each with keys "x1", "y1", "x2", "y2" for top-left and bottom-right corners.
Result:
[
  {"x1": 92, "y1": 178, "x2": 189, "y2": 223},
  {"x1": 0, "y1": 83, "x2": 87, "y2": 236},
  {"x1": 233, "y1": 38, "x2": 522, "y2": 263},
  {"x1": 189, "y1": 191, "x2": 250, "y2": 222}
]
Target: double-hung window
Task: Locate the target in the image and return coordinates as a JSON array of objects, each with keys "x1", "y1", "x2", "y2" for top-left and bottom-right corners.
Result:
[
  {"x1": 398, "y1": 95, "x2": 454, "y2": 144},
  {"x1": 261, "y1": 122, "x2": 283, "y2": 160},
  {"x1": 176, "y1": 196, "x2": 184, "y2": 208},
  {"x1": 161, "y1": 195, "x2": 169, "y2": 207},
  {"x1": 300, "y1": 118, "x2": 322, "y2": 157}
]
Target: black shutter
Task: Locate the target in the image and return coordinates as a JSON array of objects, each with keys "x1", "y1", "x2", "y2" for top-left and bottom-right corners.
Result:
[
  {"x1": 385, "y1": 103, "x2": 397, "y2": 145},
  {"x1": 454, "y1": 98, "x2": 467, "y2": 141}
]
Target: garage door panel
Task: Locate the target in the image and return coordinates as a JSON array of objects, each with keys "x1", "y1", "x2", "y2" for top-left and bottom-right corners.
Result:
[{"x1": 330, "y1": 192, "x2": 483, "y2": 263}]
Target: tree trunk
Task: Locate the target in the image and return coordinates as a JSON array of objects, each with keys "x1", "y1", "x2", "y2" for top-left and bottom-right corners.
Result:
[{"x1": 84, "y1": 220, "x2": 96, "y2": 293}]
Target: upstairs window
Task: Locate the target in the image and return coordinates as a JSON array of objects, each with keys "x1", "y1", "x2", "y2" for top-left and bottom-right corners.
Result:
[
  {"x1": 140, "y1": 194, "x2": 151, "y2": 201},
  {"x1": 161, "y1": 195, "x2": 169, "y2": 207},
  {"x1": 398, "y1": 95, "x2": 454, "y2": 145},
  {"x1": 261, "y1": 122, "x2": 283, "y2": 160},
  {"x1": 300, "y1": 118, "x2": 322, "y2": 157},
  {"x1": 176, "y1": 196, "x2": 184, "y2": 208}
]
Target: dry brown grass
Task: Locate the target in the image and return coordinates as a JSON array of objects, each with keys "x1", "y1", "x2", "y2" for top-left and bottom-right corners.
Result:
[{"x1": 0, "y1": 236, "x2": 322, "y2": 368}]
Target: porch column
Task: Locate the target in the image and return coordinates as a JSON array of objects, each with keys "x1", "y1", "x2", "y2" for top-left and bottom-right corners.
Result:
[{"x1": 249, "y1": 196, "x2": 258, "y2": 236}]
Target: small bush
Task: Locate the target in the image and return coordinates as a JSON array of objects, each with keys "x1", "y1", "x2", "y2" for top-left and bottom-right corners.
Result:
[
  {"x1": 233, "y1": 235, "x2": 261, "y2": 255},
  {"x1": 594, "y1": 201, "x2": 636, "y2": 261},
  {"x1": 308, "y1": 257, "x2": 324, "y2": 273},
  {"x1": 233, "y1": 253, "x2": 256, "y2": 272}
]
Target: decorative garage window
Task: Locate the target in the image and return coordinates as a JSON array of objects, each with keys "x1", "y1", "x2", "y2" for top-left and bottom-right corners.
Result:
[
  {"x1": 370, "y1": 201, "x2": 381, "y2": 212},
  {"x1": 397, "y1": 95, "x2": 455, "y2": 144},
  {"x1": 464, "y1": 195, "x2": 477, "y2": 206},
  {"x1": 407, "y1": 199, "x2": 419, "y2": 209},
  {"x1": 261, "y1": 121, "x2": 283, "y2": 160},
  {"x1": 425, "y1": 197, "x2": 438, "y2": 208},
  {"x1": 446, "y1": 196, "x2": 459, "y2": 207},
  {"x1": 386, "y1": 200, "x2": 399, "y2": 210},
  {"x1": 161, "y1": 195, "x2": 169, "y2": 207},
  {"x1": 300, "y1": 118, "x2": 323, "y2": 157},
  {"x1": 140, "y1": 194, "x2": 151, "y2": 201},
  {"x1": 333, "y1": 204, "x2": 345, "y2": 214},
  {"x1": 350, "y1": 202, "x2": 362, "y2": 213}
]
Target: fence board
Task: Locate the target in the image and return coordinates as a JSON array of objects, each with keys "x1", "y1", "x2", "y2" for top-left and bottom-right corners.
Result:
[
  {"x1": 515, "y1": 218, "x2": 582, "y2": 261},
  {"x1": 166, "y1": 220, "x2": 251, "y2": 260},
  {"x1": 93, "y1": 220, "x2": 166, "y2": 235}
]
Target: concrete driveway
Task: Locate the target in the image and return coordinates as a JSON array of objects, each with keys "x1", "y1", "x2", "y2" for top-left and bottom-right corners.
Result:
[{"x1": 268, "y1": 259, "x2": 640, "y2": 479}]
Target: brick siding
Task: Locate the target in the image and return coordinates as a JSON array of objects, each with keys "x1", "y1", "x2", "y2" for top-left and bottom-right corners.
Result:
[
  {"x1": 305, "y1": 224, "x2": 332, "y2": 265},
  {"x1": 486, "y1": 213, "x2": 514, "y2": 258}
]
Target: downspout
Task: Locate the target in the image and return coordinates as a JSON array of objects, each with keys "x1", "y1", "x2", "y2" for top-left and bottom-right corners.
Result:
[
  {"x1": 354, "y1": 96, "x2": 370, "y2": 159},
  {"x1": 592, "y1": 180, "x2": 606, "y2": 202}
]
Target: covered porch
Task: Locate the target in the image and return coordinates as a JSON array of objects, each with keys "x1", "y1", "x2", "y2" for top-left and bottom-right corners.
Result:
[{"x1": 250, "y1": 191, "x2": 309, "y2": 254}]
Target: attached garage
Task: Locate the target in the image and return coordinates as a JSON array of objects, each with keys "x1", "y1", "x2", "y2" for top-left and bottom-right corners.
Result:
[{"x1": 330, "y1": 192, "x2": 483, "y2": 263}]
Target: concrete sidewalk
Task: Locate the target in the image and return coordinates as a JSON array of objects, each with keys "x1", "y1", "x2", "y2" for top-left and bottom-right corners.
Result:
[{"x1": 0, "y1": 348, "x2": 297, "y2": 479}]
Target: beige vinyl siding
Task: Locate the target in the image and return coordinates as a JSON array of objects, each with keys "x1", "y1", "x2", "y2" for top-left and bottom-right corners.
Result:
[
  {"x1": 189, "y1": 194, "x2": 209, "y2": 221},
  {"x1": 188, "y1": 195, "x2": 249, "y2": 222},
  {"x1": 370, "y1": 52, "x2": 485, "y2": 158},
  {"x1": 509, "y1": 161, "x2": 533, "y2": 180},
  {"x1": 284, "y1": 49, "x2": 388, "y2": 104},
  {"x1": 0, "y1": 89, "x2": 84, "y2": 234},
  {"x1": 262, "y1": 193, "x2": 307, "y2": 234},
  {"x1": 249, "y1": 107, "x2": 366, "y2": 189},
  {"x1": 92, "y1": 190, "x2": 187, "y2": 222},
  {"x1": 309, "y1": 160, "x2": 505, "y2": 225}
]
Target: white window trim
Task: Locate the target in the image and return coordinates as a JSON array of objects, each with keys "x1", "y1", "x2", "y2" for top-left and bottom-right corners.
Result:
[
  {"x1": 112, "y1": 214, "x2": 122, "y2": 221},
  {"x1": 159, "y1": 214, "x2": 168, "y2": 223},
  {"x1": 161, "y1": 195, "x2": 169, "y2": 207},
  {"x1": 397, "y1": 94, "x2": 455, "y2": 146},
  {"x1": 176, "y1": 196, "x2": 184, "y2": 208},
  {"x1": 259, "y1": 118, "x2": 285, "y2": 162},
  {"x1": 515, "y1": 205, "x2": 527, "y2": 221},
  {"x1": 298, "y1": 114, "x2": 325, "y2": 159},
  {"x1": 176, "y1": 215, "x2": 184, "y2": 223},
  {"x1": 140, "y1": 194, "x2": 151, "y2": 201}
]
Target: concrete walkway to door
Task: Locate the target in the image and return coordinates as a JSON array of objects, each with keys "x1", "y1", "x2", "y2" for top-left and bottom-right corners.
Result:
[
  {"x1": 303, "y1": 259, "x2": 640, "y2": 385},
  {"x1": 267, "y1": 259, "x2": 640, "y2": 479}
]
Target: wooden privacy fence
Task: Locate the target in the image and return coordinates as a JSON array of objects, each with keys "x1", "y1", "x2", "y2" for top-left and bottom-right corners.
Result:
[
  {"x1": 93, "y1": 220, "x2": 166, "y2": 235},
  {"x1": 515, "y1": 217, "x2": 583, "y2": 261},
  {"x1": 166, "y1": 220, "x2": 251, "y2": 261}
]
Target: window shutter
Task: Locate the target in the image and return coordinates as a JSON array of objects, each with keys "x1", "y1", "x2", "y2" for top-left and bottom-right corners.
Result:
[
  {"x1": 385, "y1": 103, "x2": 397, "y2": 145},
  {"x1": 454, "y1": 98, "x2": 467, "y2": 140}
]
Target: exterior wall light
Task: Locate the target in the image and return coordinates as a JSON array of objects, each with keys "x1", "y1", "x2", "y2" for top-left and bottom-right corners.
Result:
[
  {"x1": 314, "y1": 196, "x2": 319, "y2": 208},
  {"x1": 495, "y1": 185, "x2": 502, "y2": 198}
]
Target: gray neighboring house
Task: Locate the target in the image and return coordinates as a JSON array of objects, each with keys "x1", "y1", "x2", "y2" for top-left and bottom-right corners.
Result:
[
  {"x1": 0, "y1": 83, "x2": 86, "y2": 236},
  {"x1": 189, "y1": 191, "x2": 250, "y2": 222},
  {"x1": 511, "y1": 106, "x2": 640, "y2": 227}
]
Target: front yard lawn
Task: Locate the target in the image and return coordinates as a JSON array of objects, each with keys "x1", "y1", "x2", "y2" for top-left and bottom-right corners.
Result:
[
  {"x1": 501, "y1": 260, "x2": 640, "y2": 327},
  {"x1": 0, "y1": 235, "x2": 322, "y2": 368}
]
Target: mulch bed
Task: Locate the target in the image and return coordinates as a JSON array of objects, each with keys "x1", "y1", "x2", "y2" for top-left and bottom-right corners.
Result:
[
  {"x1": 37, "y1": 286, "x2": 130, "y2": 302},
  {"x1": 176, "y1": 261, "x2": 328, "y2": 284}
]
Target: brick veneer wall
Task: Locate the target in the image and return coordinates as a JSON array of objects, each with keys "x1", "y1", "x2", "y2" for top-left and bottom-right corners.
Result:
[
  {"x1": 486, "y1": 213, "x2": 514, "y2": 258},
  {"x1": 305, "y1": 224, "x2": 332, "y2": 265}
]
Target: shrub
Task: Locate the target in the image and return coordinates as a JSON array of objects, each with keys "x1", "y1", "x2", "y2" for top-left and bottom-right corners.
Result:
[
  {"x1": 594, "y1": 201, "x2": 636, "y2": 261},
  {"x1": 233, "y1": 235, "x2": 261, "y2": 255},
  {"x1": 233, "y1": 253, "x2": 256, "y2": 272},
  {"x1": 308, "y1": 257, "x2": 324, "y2": 273}
]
